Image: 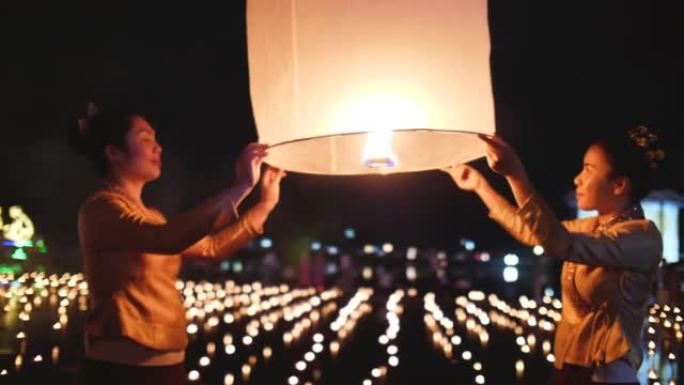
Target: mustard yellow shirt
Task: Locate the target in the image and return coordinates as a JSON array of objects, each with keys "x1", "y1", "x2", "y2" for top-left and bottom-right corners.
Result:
[
  {"x1": 78, "y1": 188, "x2": 261, "y2": 365},
  {"x1": 489, "y1": 194, "x2": 662, "y2": 370}
]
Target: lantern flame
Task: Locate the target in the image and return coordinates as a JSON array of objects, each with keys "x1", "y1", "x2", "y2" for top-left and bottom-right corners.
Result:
[
  {"x1": 335, "y1": 94, "x2": 427, "y2": 170},
  {"x1": 362, "y1": 129, "x2": 398, "y2": 169}
]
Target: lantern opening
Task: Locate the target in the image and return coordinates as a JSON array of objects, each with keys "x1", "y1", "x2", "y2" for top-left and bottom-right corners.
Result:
[{"x1": 264, "y1": 129, "x2": 485, "y2": 175}]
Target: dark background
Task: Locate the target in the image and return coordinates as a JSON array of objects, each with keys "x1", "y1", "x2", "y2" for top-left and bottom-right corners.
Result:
[{"x1": 1, "y1": 1, "x2": 683, "y2": 265}]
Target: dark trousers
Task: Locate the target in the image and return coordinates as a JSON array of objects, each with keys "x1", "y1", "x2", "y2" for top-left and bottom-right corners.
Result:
[
  {"x1": 81, "y1": 358, "x2": 186, "y2": 385},
  {"x1": 549, "y1": 365, "x2": 639, "y2": 385}
]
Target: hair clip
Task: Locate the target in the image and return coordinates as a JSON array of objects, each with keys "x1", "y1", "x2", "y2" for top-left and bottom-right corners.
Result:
[{"x1": 628, "y1": 125, "x2": 665, "y2": 168}]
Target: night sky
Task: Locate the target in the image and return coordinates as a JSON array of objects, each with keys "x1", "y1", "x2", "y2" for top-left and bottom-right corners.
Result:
[{"x1": 1, "y1": 2, "x2": 683, "y2": 264}]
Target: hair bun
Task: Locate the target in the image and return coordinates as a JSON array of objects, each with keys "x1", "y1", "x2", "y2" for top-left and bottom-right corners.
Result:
[
  {"x1": 628, "y1": 125, "x2": 665, "y2": 169},
  {"x1": 67, "y1": 102, "x2": 100, "y2": 158},
  {"x1": 67, "y1": 118, "x2": 89, "y2": 156}
]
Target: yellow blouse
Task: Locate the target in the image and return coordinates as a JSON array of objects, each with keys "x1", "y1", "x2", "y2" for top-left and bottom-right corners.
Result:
[
  {"x1": 489, "y1": 194, "x2": 662, "y2": 370},
  {"x1": 78, "y1": 188, "x2": 261, "y2": 364}
]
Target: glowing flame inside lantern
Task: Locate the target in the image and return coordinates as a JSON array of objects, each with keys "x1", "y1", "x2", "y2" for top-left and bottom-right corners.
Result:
[
  {"x1": 362, "y1": 129, "x2": 398, "y2": 169},
  {"x1": 247, "y1": 0, "x2": 495, "y2": 175},
  {"x1": 335, "y1": 95, "x2": 427, "y2": 170}
]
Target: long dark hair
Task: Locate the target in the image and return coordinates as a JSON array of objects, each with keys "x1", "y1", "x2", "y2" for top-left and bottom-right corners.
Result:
[{"x1": 68, "y1": 107, "x2": 143, "y2": 176}]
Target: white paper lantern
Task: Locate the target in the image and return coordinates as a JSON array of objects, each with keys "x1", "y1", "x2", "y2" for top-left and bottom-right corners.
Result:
[{"x1": 247, "y1": 0, "x2": 495, "y2": 175}]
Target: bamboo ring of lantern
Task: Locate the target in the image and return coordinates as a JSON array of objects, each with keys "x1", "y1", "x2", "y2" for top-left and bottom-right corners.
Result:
[{"x1": 247, "y1": 0, "x2": 495, "y2": 175}]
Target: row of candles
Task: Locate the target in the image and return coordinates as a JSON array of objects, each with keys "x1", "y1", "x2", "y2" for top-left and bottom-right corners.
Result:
[
  {"x1": 1, "y1": 271, "x2": 88, "y2": 374},
  {"x1": 181, "y1": 281, "x2": 352, "y2": 384},
  {"x1": 283, "y1": 288, "x2": 375, "y2": 385},
  {"x1": 359, "y1": 289, "x2": 405, "y2": 385},
  {"x1": 1, "y1": 272, "x2": 682, "y2": 384},
  {"x1": 182, "y1": 283, "x2": 376, "y2": 384},
  {"x1": 421, "y1": 290, "x2": 681, "y2": 385},
  {"x1": 423, "y1": 292, "x2": 487, "y2": 384}
]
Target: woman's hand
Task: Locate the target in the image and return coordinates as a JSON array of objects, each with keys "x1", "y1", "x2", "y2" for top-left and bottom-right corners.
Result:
[
  {"x1": 235, "y1": 143, "x2": 269, "y2": 189},
  {"x1": 480, "y1": 134, "x2": 536, "y2": 206},
  {"x1": 259, "y1": 166, "x2": 286, "y2": 210},
  {"x1": 242, "y1": 166, "x2": 286, "y2": 234},
  {"x1": 442, "y1": 164, "x2": 485, "y2": 192},
  {"x1": 479, "y1": 134, "x2": 527, "y2": 180}
]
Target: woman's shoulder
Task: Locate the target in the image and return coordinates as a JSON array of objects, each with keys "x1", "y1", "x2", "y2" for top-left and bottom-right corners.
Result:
[
  {"x1": 561, "y1": 216, "x2": 599, "y2": 232},
  {"x1": 87, "y1": 189, "x2": 126, "y2": 204},
  {"x1": 611, "y1": 218, "x2": 661, "y2": 237},
  {"x1": 79, "y1": 189, "x2": 167, "y2": 224},
  {"x1": 80, "y1": 189, "x2": 132, "y2": 214}
]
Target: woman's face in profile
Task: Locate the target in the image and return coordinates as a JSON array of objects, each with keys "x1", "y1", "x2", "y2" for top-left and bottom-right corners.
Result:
[
  {"x1": 573, "y1": 144, "x2": 618, "y2": 211},
  {"x1": 117, "y1": 115, "x2": 163, "y2": 183}
]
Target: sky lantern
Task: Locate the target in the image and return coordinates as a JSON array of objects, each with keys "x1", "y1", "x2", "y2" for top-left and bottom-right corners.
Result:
[{"x1": 247, "y1": 0, "x2": 495, "y2": 175}]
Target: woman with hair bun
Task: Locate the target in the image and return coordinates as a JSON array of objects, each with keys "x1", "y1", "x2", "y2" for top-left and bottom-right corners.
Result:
[
  {"x1": 70, "y1": 105, "x2": 285, "y2": 385},
  {"x1": 443, "y1": 126, "x2": 664, "y2": 385}
]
